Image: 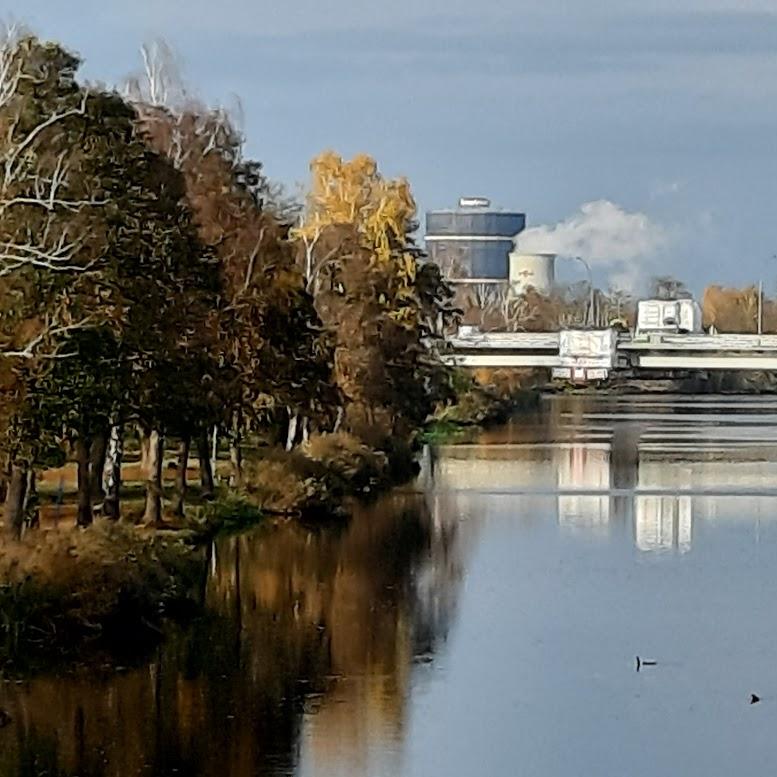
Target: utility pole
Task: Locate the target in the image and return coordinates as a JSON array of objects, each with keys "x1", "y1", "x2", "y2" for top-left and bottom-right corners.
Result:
[{"x1": 571, "y1": 255, "x2": 594, "y2": 327}]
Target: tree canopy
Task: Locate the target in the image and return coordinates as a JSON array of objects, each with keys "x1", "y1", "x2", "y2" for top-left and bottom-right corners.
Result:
[{"x1": 0, "y1": 33, "x2": 457, "y2": 537}]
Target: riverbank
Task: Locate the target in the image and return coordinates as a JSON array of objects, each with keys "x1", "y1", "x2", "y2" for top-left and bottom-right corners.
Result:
[
  {"x1": 0, "y1": 432, "x2": 423, "y2": 665},
  {"x1": 0, "y1": 521, "x2": 202, "y2": 670},
  {"x1": 424, "y1": 366, "x2": 542, "y2": 442},
  {"x1": 0, "y1": 379, "x2": 542, "y2": 666}
]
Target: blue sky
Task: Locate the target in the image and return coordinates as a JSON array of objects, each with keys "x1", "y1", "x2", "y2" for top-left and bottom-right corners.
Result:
[{"x1": 13, "y1": 0, "x2": 777, "y2": 293}]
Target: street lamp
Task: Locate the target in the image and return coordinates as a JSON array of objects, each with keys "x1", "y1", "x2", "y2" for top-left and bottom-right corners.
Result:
[{"x1": 568, "y1": 255, "x2": 594, "y2": 327}]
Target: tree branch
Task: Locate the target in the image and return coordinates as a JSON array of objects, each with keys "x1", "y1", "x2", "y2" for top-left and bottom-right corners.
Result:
[{"x1": 0, "y1": 318, "x2": 96, "y2": 360}]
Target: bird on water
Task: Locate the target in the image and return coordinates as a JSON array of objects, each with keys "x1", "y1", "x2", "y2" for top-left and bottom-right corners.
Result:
[
  {"x1": 750, "y1": 694, "x2": 761, "y2": 705},
  {"x1": 636, "y1": 656, "x2": 657, "y2": 672}
]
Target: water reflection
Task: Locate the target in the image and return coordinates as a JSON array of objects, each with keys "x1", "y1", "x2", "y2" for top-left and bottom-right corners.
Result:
[
  {"x1": 0, "y1": 494, "x2": 462, "y2": 777},
  {"x1": 557, "y1": 445, "x2": 611, "y2": 531},
  {"x1": 5, "y1": 395, "x2": 777, "y2": 777},
  {"x1": 426, "y1": 395, "x2": 777, "y2": 554},
  {"x1": 635, "y1": 495, "x2": 692, "y2": 553}
]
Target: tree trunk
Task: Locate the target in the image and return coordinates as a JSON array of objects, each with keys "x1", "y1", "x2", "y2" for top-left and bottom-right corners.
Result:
[
  {"x1": 173, "y1": 434, "x2": 190, "y2": 518},
  {"x1": 75, "y1": 437, "x2": 93, "y2": 528},
  {"x1": 285, "y1": 410, "x2": 299, "y2": 452},
  {"x1": 142, "y1": 430, "x2": 164, "y2": 526},
  {"x1": 24, "y1": 469, "x2": 39, "y2": 530},
  {"x1": 333, "y1": 405, "x2": 344, "y2": 434},
  {"x1": 211, "y1": 426, "x2": 218, "y2": 480},
  {"x1": 89, "y1": 431, "x2": 108, "y2": 500},
  {"x1": 4, "y1": 464, "x2": 27, "y2": 540},
  {"x1": 0, "y1": 458, "x2": 8, "y2": 505},
  {"x1": 230, "y1": 415, "x2": 243, "y2": 487},
  {"x1": 196, "y1": 431, "x2": 215, "y2": 501},
  {"x1": 229, "y1": 443, "x2": 243, "y2": 487},
  {"x1": 301, "y1": 416, "x2": 310, "y2": 444},
  {"x1": 103, "y1": 420, "x2": 124, "y2": 521},
  {"x1": 139, "y1": 427, "x2": 151, "y2": 476}
]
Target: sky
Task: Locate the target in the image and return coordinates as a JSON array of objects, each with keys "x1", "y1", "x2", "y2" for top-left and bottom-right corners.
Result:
[{"x1": 11, "y1": 0, "x2": 777, "y2": 293}]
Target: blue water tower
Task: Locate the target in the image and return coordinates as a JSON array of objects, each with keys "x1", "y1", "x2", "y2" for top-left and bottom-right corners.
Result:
[{"x1": 425, "y1": 198, "x2": 526, "y2": 281}]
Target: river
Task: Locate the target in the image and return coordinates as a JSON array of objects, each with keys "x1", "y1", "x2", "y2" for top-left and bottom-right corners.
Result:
[{"x1": 3, "y1": 394, "x2": 777, "y2": 776}]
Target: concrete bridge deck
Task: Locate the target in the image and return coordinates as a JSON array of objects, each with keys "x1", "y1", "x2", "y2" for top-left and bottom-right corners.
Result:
[{"x1": 442, "y1": 330, "x2": 777, "y2": 375}]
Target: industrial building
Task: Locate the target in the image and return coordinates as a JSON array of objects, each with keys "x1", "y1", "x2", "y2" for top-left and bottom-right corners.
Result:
[{"x1": 425, "y1": 198, "x2": 556, "y2": 295}]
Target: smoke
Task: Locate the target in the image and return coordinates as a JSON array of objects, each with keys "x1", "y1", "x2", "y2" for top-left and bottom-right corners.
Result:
[{"x1": 515, "y1": 200, "x2": 667, "y2": 288}]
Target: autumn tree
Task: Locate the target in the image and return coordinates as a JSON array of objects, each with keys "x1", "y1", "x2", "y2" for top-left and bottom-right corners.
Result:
[
  {"x1": 702, "y1": 285, "x2": 761, "y2": 333},
  {"x1": 129, "y1": 56, "x2": 334, "y2": 493},
  {"x1": 294, "y1": 152, "x2": 456, "y2": 446},
  {"x1": 0, "y1": 34, "x2": 221, "y2": 531},
  {"x1": 0, "y1": 34, "x2": 116, "y2": 535}
]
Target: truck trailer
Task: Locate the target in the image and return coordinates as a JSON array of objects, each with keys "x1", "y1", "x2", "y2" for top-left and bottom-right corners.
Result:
[{"x1": 635, "y1": 299, "x2": 703, "y2": 335}]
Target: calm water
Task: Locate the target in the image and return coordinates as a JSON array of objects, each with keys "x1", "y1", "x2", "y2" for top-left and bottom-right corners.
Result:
[{"x1": 4, "y1": 395, "x2": 777, "y2": 776}]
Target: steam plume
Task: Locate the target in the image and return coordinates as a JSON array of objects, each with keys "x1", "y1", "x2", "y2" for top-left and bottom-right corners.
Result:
[{"x1": 515, "y1": 200, "x2": 666, "y2": 267}]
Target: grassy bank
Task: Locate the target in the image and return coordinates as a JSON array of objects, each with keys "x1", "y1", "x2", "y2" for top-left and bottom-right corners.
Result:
[
  {"x1": 0, "y1": 431, "x2": 422, "y2": 666},
  {"x1": 0, "y1": 376, "x2": 544, "y2": 667},
  {"x1": 424, "y1": 367, "x2": 542, "y2": 442},
  {"x1": 0, "y1": 521, "x2": 203, "y2": 670}
]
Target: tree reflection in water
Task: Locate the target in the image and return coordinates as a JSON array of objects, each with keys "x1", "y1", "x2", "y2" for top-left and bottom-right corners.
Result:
[{"x1": 0, "y1": 492, "x2": 462, "y2": 777}]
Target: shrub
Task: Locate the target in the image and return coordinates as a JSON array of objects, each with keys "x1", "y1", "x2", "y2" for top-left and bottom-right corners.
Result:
[
  {"x1": 0, "y1": 521, "x2": 202, "y2": 662},
  {"x1": 197, "y1": 493, "x2": 264, "y2": 534}
]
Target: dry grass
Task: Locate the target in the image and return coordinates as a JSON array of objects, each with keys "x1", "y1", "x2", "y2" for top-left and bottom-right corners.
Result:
[
  {"x1": 37, "y1": 461, "x2": 202, "y2": 493},
  {"x1": 0, "y1": 520, "x2": 202, "y2": 661}
]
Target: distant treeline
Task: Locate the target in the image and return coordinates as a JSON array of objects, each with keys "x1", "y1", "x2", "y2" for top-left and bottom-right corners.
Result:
[{"x1": 457, "y1": 273, "x2": 776, "y2": 335}]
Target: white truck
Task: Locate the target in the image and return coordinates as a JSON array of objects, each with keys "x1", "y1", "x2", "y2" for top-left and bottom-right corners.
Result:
[
  {"x1": 635, "y1": 299, "x2": 702, "y2": 336},
  {"x1": 552, "y1": 329, "x2": 618, "y2": 382}
]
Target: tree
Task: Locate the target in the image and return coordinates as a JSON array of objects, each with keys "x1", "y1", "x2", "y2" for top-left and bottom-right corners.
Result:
[
  {"x1": 0, "y1": 34, "x2": 222, "y2": 531},
  {"x1": 0, "y1": 34, "x2": 116, "y2": 535},
  {"x1": 651, "y1": 276, "x2": 691, "y2": 301},
  {"x1": 129, "y1": 60, "x2": 334, "y2": 487},
  {"x1": 294, "y1": 152, "x2": 456, "y2": 444}
]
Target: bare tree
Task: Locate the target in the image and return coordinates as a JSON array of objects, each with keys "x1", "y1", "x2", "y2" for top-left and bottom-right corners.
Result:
[
  {"x1": 134, "y1": 39, "x2": 187, "y2": 108},
  {"x1": 0, "y1": 34, "x2": 100, "y2": 359},
  {"x1": 651, "y1": 275, "x2": 691, "y2": 301}
]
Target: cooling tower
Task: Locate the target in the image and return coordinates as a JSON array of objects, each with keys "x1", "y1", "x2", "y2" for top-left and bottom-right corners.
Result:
[{"x1": 508, "y1": 252, "x2": 556, "y2": 295}]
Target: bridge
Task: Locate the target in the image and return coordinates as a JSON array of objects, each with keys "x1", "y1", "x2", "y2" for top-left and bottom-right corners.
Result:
[{"x1": 443, "y1": 329, "x2": 777, "y2": 380}]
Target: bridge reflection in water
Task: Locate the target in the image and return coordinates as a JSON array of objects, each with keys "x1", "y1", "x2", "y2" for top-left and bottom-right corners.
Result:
[
  {"x1": 3, "y1": 395, "x2": 777, "y2": 777},
  {"x1": 423, "y1": 395, "x2": 777, "y2": 554}
]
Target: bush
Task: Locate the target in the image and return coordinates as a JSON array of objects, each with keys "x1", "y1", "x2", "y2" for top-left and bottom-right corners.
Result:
[
  {"x1": 0, "y1": 521, "x2": 202, "y2": 662},
  {"x1": 242, "y1": 452, "x2": 343, "y2": 517},
  {"x1": 302, "y1": 432, "x2": 390, "y2": 493},
  {"x1": 196, "y1": 493, "x2": 264, "y2": 535}
]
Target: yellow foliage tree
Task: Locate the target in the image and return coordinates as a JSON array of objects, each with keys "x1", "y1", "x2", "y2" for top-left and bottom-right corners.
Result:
[
  {"x1": 293, "y1": 150, "x2": 456, "y2": 439},
  {"x1": 293, "y1": 151, "x2": 418, "y2": 321}
]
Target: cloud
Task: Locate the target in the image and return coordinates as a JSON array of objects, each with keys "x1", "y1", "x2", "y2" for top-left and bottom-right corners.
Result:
[{"x1": 650, "y1": 179, "x2": 685, "y2": 199}]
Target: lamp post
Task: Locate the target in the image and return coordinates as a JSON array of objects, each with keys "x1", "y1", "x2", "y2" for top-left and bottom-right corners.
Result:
[{"x1": 569, "y1": 255, "x2": 594, "y2": 327}]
